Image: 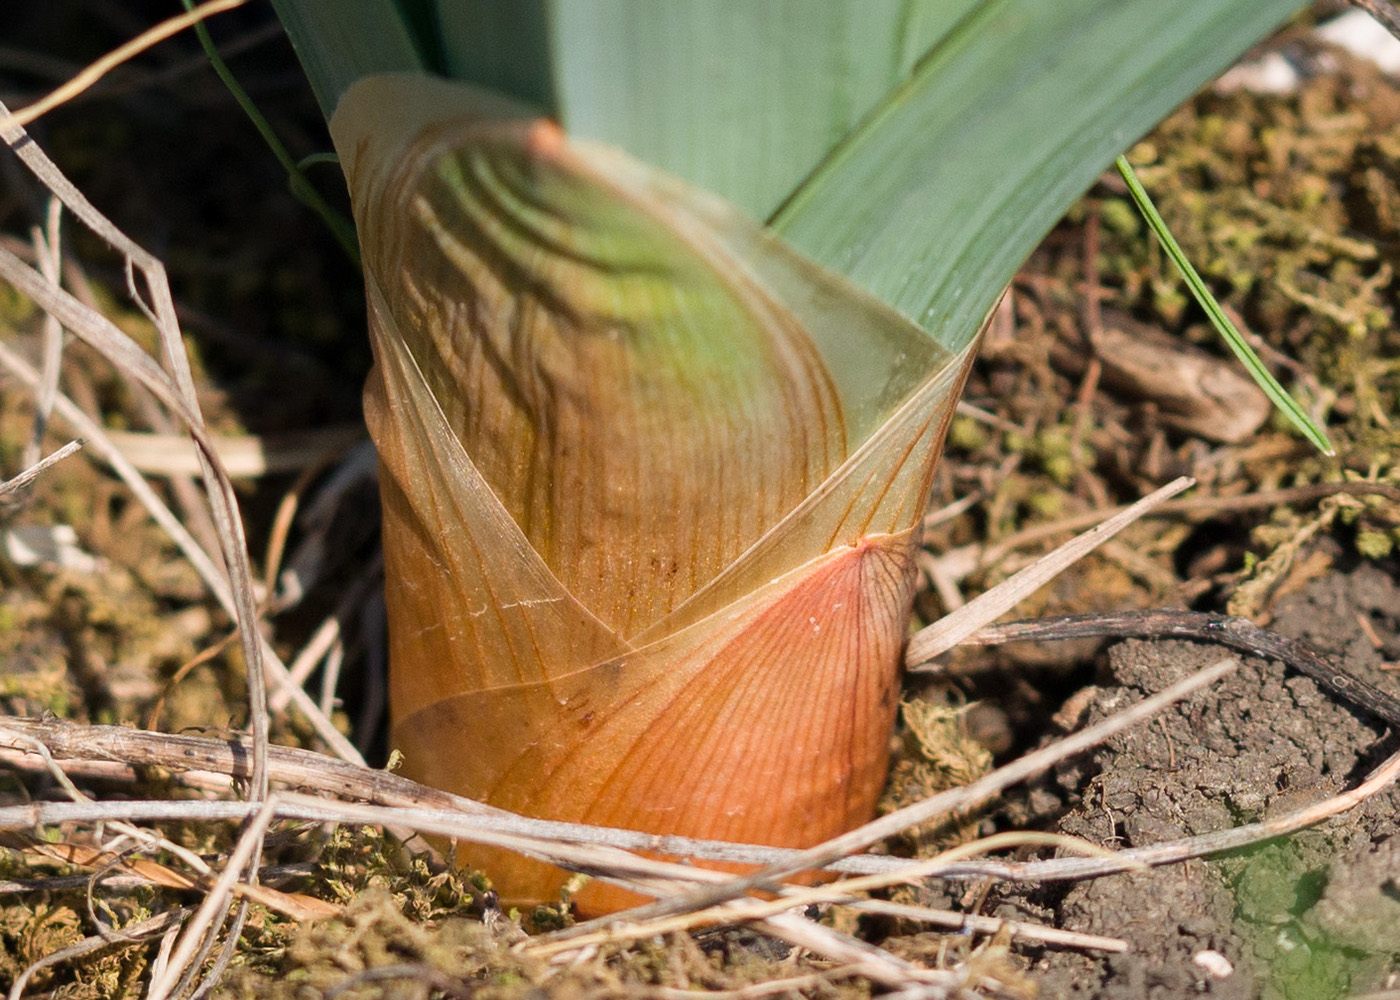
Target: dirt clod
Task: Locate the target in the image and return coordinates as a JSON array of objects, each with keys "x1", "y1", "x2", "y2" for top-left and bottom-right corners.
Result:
[{"x1": 1003, "y1": 565, "x2": 1400, "y2": 999}]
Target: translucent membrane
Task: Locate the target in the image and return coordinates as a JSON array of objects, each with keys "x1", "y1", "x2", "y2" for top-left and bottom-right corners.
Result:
[{"x1": 333, "y1": 74, "x2": 979, "y2": 913}]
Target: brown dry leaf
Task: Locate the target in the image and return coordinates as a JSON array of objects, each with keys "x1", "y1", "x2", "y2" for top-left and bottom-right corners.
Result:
[
  {"x1": 8, "y1": 835, "x2": 339, "y2": 922},
  {"x1": 1090, "y1": 313, "x2": 1270, "y2": 443}
]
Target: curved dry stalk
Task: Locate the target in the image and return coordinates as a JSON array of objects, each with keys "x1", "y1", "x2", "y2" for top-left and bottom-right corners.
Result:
[
  {"x1": 0, "y1": 100, "x2": 314, "y2": 999},
  {"x1": 0, "y1": 341, "x2": 359, "y2": 763},
  {"x1": 0, "y1": 0, "x2": 249, "y2": 130},
  {"x1": 0, "y1": 101, "x2": 273, "y2": 798}
]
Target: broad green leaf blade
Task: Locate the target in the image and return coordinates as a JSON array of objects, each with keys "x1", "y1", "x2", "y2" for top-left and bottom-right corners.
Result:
[
  {"x1": 1114, "y1": 155, "x2": 1333, "y2": 454},
  {"x1": 268, "y1": 0, "x2": 426, "y2": 115},
  {"x1": 434, "y1": 0, "x2": 976, "y2": 220},
  {"x1": 772, "y1": 0, "x2": 1307, "y2": 353}
]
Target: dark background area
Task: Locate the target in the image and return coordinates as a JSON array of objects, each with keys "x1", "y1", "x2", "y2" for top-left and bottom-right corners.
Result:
[{"x1": 0, "y1": 1, "x2": 369, "y2": 434}]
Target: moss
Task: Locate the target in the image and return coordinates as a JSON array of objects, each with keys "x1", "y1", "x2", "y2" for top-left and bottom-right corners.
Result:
[
  {"x1": 949, "y1": 414, "x2": 989, "y2": 452},
  {"x1": 1355, "y1": 529, "x2": 1394, "y2": 560},
  {"x1": 0, "y1": 899, "x2": 154, "y2": 999},
  {"x1": 878, "y1": 697, "x2": 993, "y2": 856}
]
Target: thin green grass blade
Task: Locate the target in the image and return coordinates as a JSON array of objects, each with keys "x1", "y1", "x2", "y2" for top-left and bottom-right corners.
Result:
[
  {"x1": 1114, "y1": 155, "x2": 1333, "y2": 454},
  {"x1": 770, "y1": 0, "x2": 1307, "y2": 354},
  {"x1": 180, "y1": 0, "x2": 359, "y2": 265}
]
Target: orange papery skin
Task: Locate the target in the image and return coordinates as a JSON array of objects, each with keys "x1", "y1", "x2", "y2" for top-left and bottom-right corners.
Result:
[
  {"x1": 385, "y1": 504, "x2": 917, "y2": 915},
  {"x1": 334, "y1": 73, "x2": 978, "y2": 918}
]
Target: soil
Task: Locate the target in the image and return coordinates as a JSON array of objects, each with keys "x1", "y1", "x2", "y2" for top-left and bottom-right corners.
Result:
[{"x1": 993, "y1": 561, "x2": 1400, "y2": 998}]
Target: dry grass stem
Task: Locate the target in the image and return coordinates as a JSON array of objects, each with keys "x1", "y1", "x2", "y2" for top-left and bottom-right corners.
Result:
[
  {"x1": 24, "y1": 196, "x2": 62, "y2": 469},
  {"x1": 906, "y1": 475, "x2": 1194, "y2": 666},
  {"x1": 0, "y1": 100, "x2": 274, "y2": 795},
  {"x1": 0, "y1": 0, "x2": 249, "y2": 130},
  {"x1": 0, "y1": 436, "x2": 82, "y2": 501}
]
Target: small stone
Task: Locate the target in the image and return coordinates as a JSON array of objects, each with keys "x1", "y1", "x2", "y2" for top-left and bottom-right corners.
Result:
[{"x1": 1193, "y1": 950, "x2": 1234, "y2": 979}]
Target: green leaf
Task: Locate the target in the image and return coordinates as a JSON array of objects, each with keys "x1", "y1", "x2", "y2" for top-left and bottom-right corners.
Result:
[
  {"x1": 273, "y1": 0, "x2": 1308, "y2": 359},
  {"x1": 434, "y1": 0, "x2": 977, "y2": 221},
  {"x1": 1114, "y1": 155, "x2": 1333, "y2": 454},
  {"x1": 268, "y1": 0, "x2": 426, "y2": 114},
  {"x1": 770, "y1": 0, "x2": 1307, "y2": 353}
]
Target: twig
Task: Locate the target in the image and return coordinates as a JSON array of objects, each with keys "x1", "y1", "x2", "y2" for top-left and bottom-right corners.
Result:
[
  {"x1": 967, "y1": 609, "x2": 1400, "y2": 728},
  {"x1": 5, "y1": 706, "x2": 1396, "y2": 934},
  {"x1": 0, "y1": 437, "x2": 82, "y2": 502},
  {"x1": 906, "y1": 476, "x2": 1194, "y2": 665},
  {"x1": 4, "y1": 736, "x2": 1393, "y2": 889},
  {"x1": 1350, "y1": 0, "x2": 1400, "y2": 39}
]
